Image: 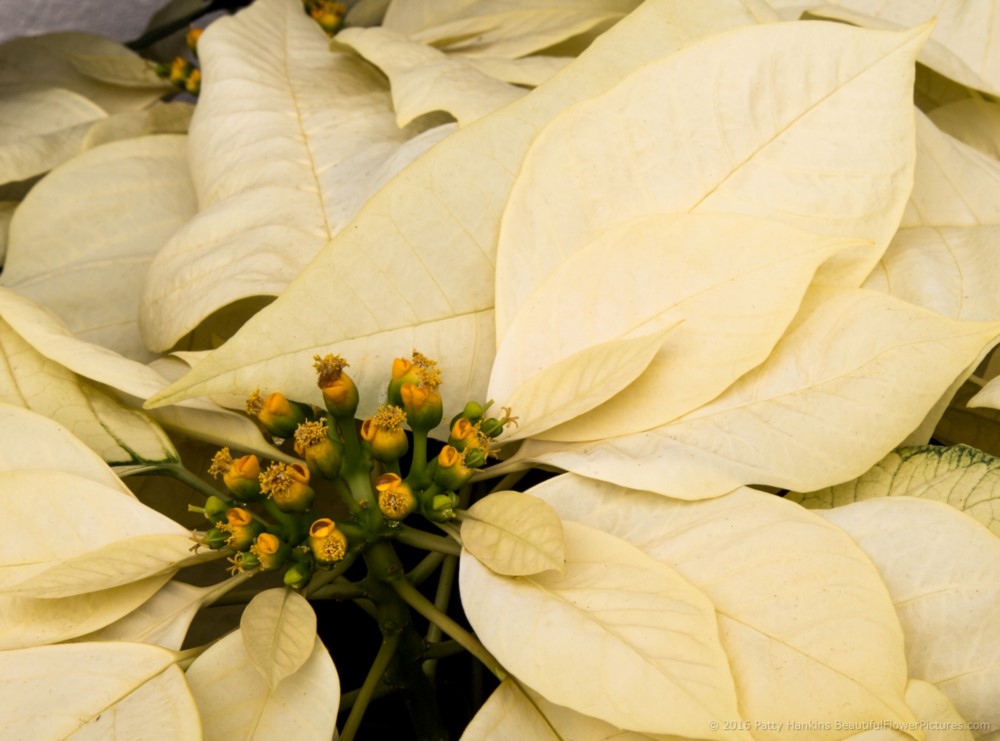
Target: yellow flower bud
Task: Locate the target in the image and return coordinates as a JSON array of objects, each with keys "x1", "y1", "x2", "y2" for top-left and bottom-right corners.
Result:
[
  {"x1": 447, "y1": 418, "x2": 478, "y2": 452},
  {"x1": 360, "y1": 405, "x2": 409, "y2": 462},
  {"x1": 314, "y1": 354, "x2": 359, "y2": 417},
  {"x1": 185, "y1": 27, "x2": 203, "y2": 51},
  {"x1": 309, "y1": 518, "x2": 348, "y2": 564},
  {"x1": 433, "y1": 445, "x2": 473, "y2": 489},
  {"x1": 185, "y1": 68, "x2": 201, "y2": 95},
  {"x1": 293, "y1": 419, "x2": 342, "y2": 479},
  {"x1": 259, "y1": 462, "x2": 315, "y2": 512},
  {"x1": 375, "y1": 473, "x2": 416, "y2": 520},
  {"x1": 248, "y1": 390, "x2": 306, "y2": 438},
  {"x1": 216, "y1": 507, "x2": 264, "y2": 551},
  {"x1": 400, "y1": 383, "x2": 442, "y2": 431},
  {"x1": 208, "y1": 448, "x2": 263, "y2": 501},
  {"x1": 250, "y1": 533, "x2": 290, "y2": 572},
  {"x1": 387, "y1": 350, "x2": 441, "y2": 408}
]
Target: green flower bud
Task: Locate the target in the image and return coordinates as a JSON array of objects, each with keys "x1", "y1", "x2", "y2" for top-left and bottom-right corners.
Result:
[
  {"x1": 400, "y1": 383, "x2": 443, "y2": 431},
  {"x1": 429, "y1": 493, "x2": 458, "y2": 521},
  {"x1": 449, "y1": 401, "x2": 485, "y2": 429},
  {"x1": 284, "y1": 559, "x2": 314, "y2": 590},
  {"x1": 201, "y1": 527, "x2": 229, "y2": 550},
  {"x1": 203, "y1": 495, "x2": 230, "y2": 522},
  {"x1": 464, "y1": 447, "x2": 488, "y2": 469},
  {"x1": 480, "y1": 417, "x2": 505, "y2": 438}
]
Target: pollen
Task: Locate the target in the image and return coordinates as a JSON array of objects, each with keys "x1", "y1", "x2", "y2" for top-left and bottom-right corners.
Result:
[
  {"x1": 318, "y1": 532, "x2": 347, "y2": 562},
  {"x1": 259, "y1": 462, "x2": 293, "y2": 498},
  {"x1": 372, "y1": 404, "x2": 407, "y2": 432},
  {"x1": 295, "y1": 418, "x2": 328, "y2": 449},
  {"x1": 313, "y1": 353, "x2": 348, "y2": 386},
  {"x1": 208, "y1": 447, "x2": 234, "y2": 478},
  {"x1": 245, "y1": 389, "x2": 264, "y2": 416},
  {"x1": 410, "y1": 350, "x2": 442, "y2": 389}
]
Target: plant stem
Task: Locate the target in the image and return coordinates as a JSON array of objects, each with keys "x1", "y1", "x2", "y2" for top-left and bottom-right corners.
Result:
[
  {"x1": 307, "y1": 580, "x2": 367, "y2": 600},
  {"x1": 394, "y1": 525, "x2": 461, "y2": 556},
  {"x1": 422, "y1": 554, "x2": 458, "y2": 679},
  {"x1": 339, "y1": 633, "x2": 400, "y2": 741},
  {"x1": 409, "y1": 429, "x2": 428, "y2": 482},
  {"x1": 263, "y1": 499, "x2": 300, "y2": 540},
  {"x1": 490, "y1": 470, "x2": 527, "y2": 494},
  {"x1": 390, "y1": 576, "x2": 506, "y2": 681},
  {"x1": 406, "y1": 551, "x2": 446, "y2": 585},
  {"x1": 149, "y1": 462, "x2": 223, "y2": 500}
]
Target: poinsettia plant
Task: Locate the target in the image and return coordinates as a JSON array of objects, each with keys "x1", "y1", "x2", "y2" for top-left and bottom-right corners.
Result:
[{"x1": 2, "y1": 0, "x2": 1000, "y2": 738}]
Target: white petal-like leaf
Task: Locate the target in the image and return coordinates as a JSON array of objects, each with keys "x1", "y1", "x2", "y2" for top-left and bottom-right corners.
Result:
[
  {"x1": 0, "y1": 403, "x2": 133, "y2": 494},
  {"x1": 140, "y1": 0, "x2": 454, "y2": 351},
  {"x1": 460, "y1": 490, "x2": 565, "y2": 575},
  {"x1": 0, "y1": 86, "x2": 106, "y2": 184},
  {"x1": 929, "y1": 98, "x2": 1000, "y2": 161},
  {"x1": 0, "y1": 315, "x2": 179, "y2": 466},
  {"x1": 0, "y1": 642, "x2": 200, "y2": 739},
  {"x1": 0, "y1": 33, "x2": 170, "y2": 113},
  {"x1": 462, "y1": 677, "x2": 694, "y2": 741},
  {"x1": 335, "y1": 27, "x2": 526, "y2": 127},
  {"x1": 240, "y1": 588, "x2": 318, "y2": 688},
  {"x1": 508, "y1": 288, "x2": 1000, "y2": 497},
  {"x1": 905, "y1": 680, "x2": 975, "y2": 741},
  {"x1": 186, "y1": 632, "x2": 339, "y2": 739},
  {"x1": 937, "y1": 379, "x2": 1000, "y2": 457},
  {"x1": 819, "y1": 497, "x2": 1000, "y2": 735},
  {"x1": 0, "y1": 199, "x2": 14, "y2": 263},
  {"x1": 497, "y1": 21, "x2": 923, "y2": 345},
  {"x1": 0, "y1": 575, "x2": 168, "y2": 650},
  {"x1": 460, "y1": 520, "x2": 746, "y2": 738},
  {"x1": 493, "y1": 214, "x2": 852, "y2": 441},
  {"x1": 3, "y1": 135, "x2": 197, "y2": 361},
  {"x1": 807, "y1": 1, "x2": 1000, "y2": 97},
  {"x1": 0, "y1": 469, "x2": 187, "y2": 589},
  {"x1": 147, "y1": 0, "x2": 777, "y2": 415},
  {"x1": 789, "y1": 445, "x2": 1000, "y2": 536},
  {"x1": 534, "y1": 476, "x2": 916, "y2": 740},
  {"x1": 76, "y1": 574, "x2": 252, "y2": 650}
]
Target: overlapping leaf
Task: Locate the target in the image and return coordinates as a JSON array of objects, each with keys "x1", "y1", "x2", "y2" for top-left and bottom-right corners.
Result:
[
  {"x1": 493, "y1": 214, "x2": 853, "y2": 441},
  {"x1": 533, "y1": 476, "x2": 916, "y2": 740},
  {"x1": 76, "y1": 574, "x2": 252, "y2": 650},
  {"x1": 3, "y1": 135, "x2": 197, "y2": 361},
  {"x1": 240, "y1": 588, "x2": 318, "y2": 688},
  {"x1": 929, "y1": 98, "x2": 1000, "y2": 161},
  {"x1": 505, "y1": 288, "x2": 1000, "y2": 497},
  {"x1": 461, "y1": 520, "x2": 746, "y2": 738},
  {"x1": 139, "y1": 0, "x2": 456, "y2": 352},
  {"x1": 186, "y1": 631, "x2": 339, "y2": 739},
  {"x1": 789, "y1": 444, "x2": 1000, "y2": 536},
  {"x1": 460, "y1": 490, "x2": 564, "y2": 575},
  {"x1": 0, "y1": 643, "x2": 200, "y2": 738},
  {"x1": 820, "y1": 498, "x2": 1000, "y2": 734},
  {"x1": 147, "y1": 0, "x2": 778, "y2": 416},
  {"x1": 804, "y1": 1, "x2": 1000, "y2": 97}
]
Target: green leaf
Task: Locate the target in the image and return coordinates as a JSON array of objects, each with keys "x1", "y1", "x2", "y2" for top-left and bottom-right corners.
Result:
[
  {"x1": 461, "y1": 491, "x2": 565, "y2": 576},
  {"x1": 819, "y1": 497, "x2": 1000, "y2": 734},
  {"x1": 534, "y1": 476, "x2": 917, "y2": 738},
  {"x1": 186, "y1": 632, "x2": 339, "y2": 739},
  {"x1": 788, "y1": 444, "x2": 1000, "y2": 536},
  {"x1": 2, "y1": 135, "x2": 197, "y2": 361},
  {"x1": 139, "y1": 0, "x2": 455, "y2": 352},
  {"x1": 508, "y1": 288, "x2": 1000, "y2": 498},
  {"x1": 460, "y1": 520, "x2": 746, "y2": 738},
  {"x1": 147, "y1": 0, "x2": 776, "y2": 415},
  {"x1": 240, "y1": 588, "x2": 318, "y2": 689},
  {"x1": 0, "y1": 643, "x2": 200, "y2": 739}
]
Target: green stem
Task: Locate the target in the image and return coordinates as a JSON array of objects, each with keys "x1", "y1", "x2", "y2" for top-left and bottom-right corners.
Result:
[
  {"x1": 422, "y1": 639, "x2": 464, "y2": 660},
  {"x1": 335, "y1": 415, "x2": 377, "y2": 511},
  {"x1": 307, "y1": 581, "x2": 367, "y2": 600},
  {"x1": 406, "y1": 551, "x2": 446, "y2": 585},
  {"x1": 409, "y1": 429, "x2": 428, "y2": 482},
  {"x1": 333, "y1": 479, "x2": 361, "y2": 515},
  {"x1": 303, "y1": 544, "x2": 364, "y2": 596},
  {"x1": 490, "y1": 470, "x2": 527, "y2": 494},
  {"x1": 422, "y1": 554, "x2": 458, "y2": 679},
  {"x1": 263, "y1": 500, "x2": 300, "y2": 540},
  {"x1": 394, "y1": 526, "x2": 461, "y2": 556},
  {"x1": 147, "y1": 462, "x2": 223, "y2": 500},
  {"x1": 390, "y1": 577, "x2": 506, "y2": 681},
  {"x1": 339, "y1": 633, "x2": 400, "y2": 741}
]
